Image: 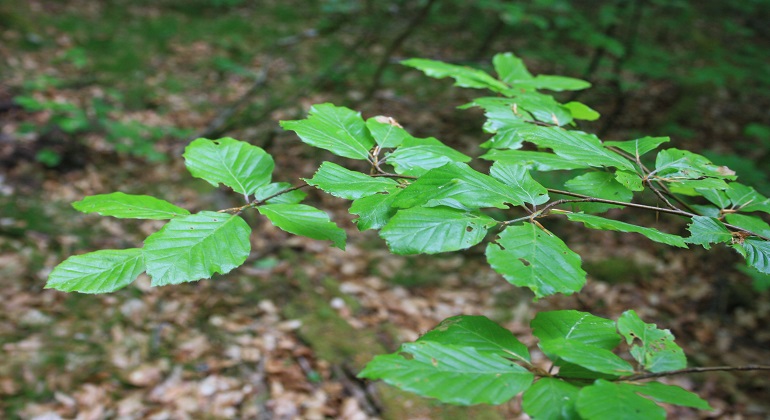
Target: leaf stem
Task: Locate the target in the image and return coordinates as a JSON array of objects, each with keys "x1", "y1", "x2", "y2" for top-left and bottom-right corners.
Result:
[{"x1": 218, "y1": 183, "x2": 310, "y2": 214}]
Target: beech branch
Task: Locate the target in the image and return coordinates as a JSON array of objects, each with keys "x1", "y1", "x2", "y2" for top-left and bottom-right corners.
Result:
[{"x1": 617, "y1": 365, "x2": 770, "y2": 382}]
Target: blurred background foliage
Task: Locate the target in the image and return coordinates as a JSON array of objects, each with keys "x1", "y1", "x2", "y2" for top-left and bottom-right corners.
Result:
[{"x1": 1, "y1": 0, "x2": 769, "y2": 417}]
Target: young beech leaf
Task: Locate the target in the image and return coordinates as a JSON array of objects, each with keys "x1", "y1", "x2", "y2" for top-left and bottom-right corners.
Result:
[
  {"x1": 253, "y1": 182, "x2": 307, "y2": 205},
  {"x1": 387, "y1": 136, "x2": 470, "y2": 177},
  {"x1": 258, "y1": 204, "x2": 346, "y2": 249},
  {"x1": 503, "y1": 91, "x2": 573, "y2": 126},
  {"x1": 349, "y1": 188, "x2": 401, "y2": 231},
  {"x1": 459, "y1": 97, "x2": 538, "y2": 150},
  {"x1": 358, "y1": 341, "x2": 534, "y2": 406},
  {"x1": 46, "y1": 248, "x2": 145, "y2": 293},
  {"x1": 73, "y1": 192, "x2": 189, "y2": 220},
  {"x1": 726, "y1": 182, "x2": 770, "y2": 214},
  {"x1": 617, "y1": 310, "x2": 686, "y2": 372},
  {"x1": 577, "y1": 380, "x2": 666, "y2": 420},
  {"x1": 417, "y1": 315, "x2": 530, "y2": 362},
  {"x1": 489, "y1": 162, "x2": 549, "y2": 205},
  {"x1": 486, "y1": 224, "x2": 586, "y2": 298},
  {"x1": 734, "y1": 239, "x2": 770, "y2": 274},
  {"x1": 564, "y1": 101, "x2": 600, "y2": 121},
  {"x1": 605, "y1": 136, "x2": 670, "y2": 157},
  {"x1": 305, "y1": 162, "x2": 397, "y2": 200},
  {"x1": 686, "y1": 216, "x2": 732, "y2": 249},
  {"x1": 379, "y1": 207, "x2": 496, "y2": 255},
  {"x1": 531, "y1": 310, "x2": 621, "y2": 350},
  {"x1": 522, "y1": 378, "x2": 581, "y2": 420},
  {"x1": 143, "y1": 211, "x2": 251, "y2": 286},
  {"x1": 365, "y1": 117, "x2": 410, "y2": 148},
  {"x1": 492, "y1": 52, "x2": 532, "y2": 84},
  {"x1": 184, "y1": 137, "x2": 274, "y2": 197},
  {"x1": 521, "y1": 126, "x2": 636, "y2": 171},
  {"x1": 402, "y1": 58, "x2": 510, "y2": 92},
  {"x1": 393, "y1": 162, "x2": 524, "y2": 210},
  {"x1": 480, "y1": 149, "x2": 593, "y2": 171},
  {"x1": 564, "y1": 172, "x2": 634, "y2": 213},
  {"x1": 564, "y1": 212, "x2": 688, "y2": 248},
  {"x1": 280, "y1": 103, "x2": 374, "y2": 160}
]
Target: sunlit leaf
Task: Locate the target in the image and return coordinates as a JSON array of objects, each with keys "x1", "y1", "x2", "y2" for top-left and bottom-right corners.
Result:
[
  {"x1": 418, "y1": 315, "x2": 530, "y2": 362},
  {"x1": 531, "y1": 310, "x2": 620, "y2": 350},
  {"x1": 258, "y1": 204, "x2": 346, "y2": 249},
  {"x1": 564, "y1": 101, "x2": 600, "y2": 121},
  {"x1": 522, "y1": 378, "x2": 580, "y2": 420},
  {"x1": 489, "y1": 162, "x2": 549, "y2": 205},
  {"x1": 73, "y1": 192, "x2": 189, "y2": 220},
  {"x1": 184, "y1": 137, "x2": 273, "y2": 197},
  {"x1": 305, "y1": 162, "x2": 398, "y2": 200},
  {"x1": 564, "y1": 172, "x2": 634, "y2": 213},
  {"x1": 366, "y1": 117, "x2": 410, "y2": 148},
  {"x1": 349, "y1": 188, "x2": 401, "y2": 230},
  {"x1": 617, "y1": 310, "x2": 686, "y2": 372},
  {"x1": 686, "y1": 216, "x2": 732, "y2": 249},
  {"x1": 523, "y1": 126, "x2": 636, "y2": 171},
  {"x1": 280, "y1": 103, "x2": 374, "y2": 160},
  {"x1": 144, "y1": 212, "x2": 251, "y2": 286},
  {"x1": 605, "y1": 137, "x2": 669, "y2": 157},
  {"x1": 253, "y1": 182, "x2": 307, "y2": 204},
  {"x1": 402, "y1": 58, "x2": 509, "y2": 92},
  {"x1": 564, "y1": 212, "x2": 688, "y2": 248},
  {"x1": 46, "y1": 249, "x2": 144, "y2": 293},
  {"x1": 380, "y1": 207, "x2": 496, "y2": 254},
  {"x1": 387, "y1": 136, "x2": 471, "y2": 176},
  {"x1": 576, "y1": 380, "x2": 666, "y2": 420},
  {"x1": 480, "y1": 149, "x2": 593, "y2": 171}
]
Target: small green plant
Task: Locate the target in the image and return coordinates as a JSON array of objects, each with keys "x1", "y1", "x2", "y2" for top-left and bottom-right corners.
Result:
[{"x1": 46, "y1": 53, "x2": 770, "y2": 418}]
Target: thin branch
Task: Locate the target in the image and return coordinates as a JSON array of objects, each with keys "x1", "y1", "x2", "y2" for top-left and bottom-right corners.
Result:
[
  {"x1": 370, "y1": 173, "x2": 417, "y2": 180},
  {"x1": 618, "y1": 365, "x2": 770, "y2": 382},
  {"x1": 218, "y1": 183, "x2": 310, "y2": 214}
]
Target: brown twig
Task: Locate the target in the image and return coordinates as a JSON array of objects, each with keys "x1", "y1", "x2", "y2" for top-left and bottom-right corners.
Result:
[{"x1": 617, "y1": 365, "x2": 770, "y2": 382}]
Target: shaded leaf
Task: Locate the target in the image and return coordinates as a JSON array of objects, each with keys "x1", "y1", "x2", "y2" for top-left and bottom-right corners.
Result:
[
  {"x1": 617, "y1": 310, "x2": 686, "y2": 372},
  {"x1": 725, "y1": 214, "x2": 770, "y2": 237},
  {"x1": 631, "y1": 382, "x2": 712, "y2": 410},
  {"x1": 480, "y1": 149, "x2": 593, "y2": 171},
  {"x1": 366, "y1": 117, "x2": 410, "y2": 148},
  {"x1": 46, "y1": 249, "x2": 144, "y2": 293},
  {"x1": 359, "y1": 341, "x2": 533, "y2": 406},
  {"x1": 486, "y1": 223, "x2": 586, "y2": 298},
  {"x1": 576, "y1": 380, "x2": 666, "y2": 420},
  {"x1": 522, "y1": 126, "x2": 636, "y2": 171},
  {"x1": 522, "y1": 378, "x2": 580, "y2": 420},
  {"x1": 380, "y1": 207, "x2": 496, "y2": 255},
  {"x1": 492, "y1": 52, "x2": 532, "y2": 84},
  {"x1": 531, "y1": 310, "x2": 620, "y2": 350},
  {"x1": 258, "y1": 204, "x2": 346, "y2": 249},
  {"x1": 726, "y1": 183, "x2": 770, "y2": 214},
  {"x1": 144, "y1": 212, "x2": 251, "y2": 286},
  {"x1": 564, "y1": 172, "x2": 634, "y2": 213},
  {"x1": 349, "y1": 188, "x2": 401, "y2": 231},
  {"x1": 614, "y1": 171, "x2": 644, "y2": 191},
  {"x1": 73, "y1": 192, "x2": 189, "y2": 220},
  {"x1": 489, "y1": 162, "x2": 549, "y2": 205},
  {"x1": 564, "y1": 212, "x2": 688, "y2": 248},
  {"x1": 253, "y1": 182, "x2": 307, "y2": 204},
  {"x1": 387, "y1": 136, "x2": 471, "y2": 176},
  {"x1": 541, "y1": 340, "x2": 634, "y2": 375},
  {"x1": 605, "y1": 137, "x2": 669, "y2": 157},
  {"x1": 418, "y1": 315, "x2": 530, "y2": 362},
  {"x1": 686, "y1": 216, "x2": 731, "y2": 249},
  {"x1": 402, "y1": 58, "x2": 509, "y2": 92},
  {"x1": 735, "y1": 239, "x2": 770, "y2": 274}
]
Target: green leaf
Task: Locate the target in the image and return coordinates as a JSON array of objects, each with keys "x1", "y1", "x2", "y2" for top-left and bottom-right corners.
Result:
[
  {"x1": 365, "y1": 117, "x2": 410, "y2": 148},
  {"x1": 697, "y1": 188, "x2": 731, "y2": 209},
  {"x1": 349, "y1": 189, "x2": 401, "y2": 231},
  {"x1": 617, "y1": 310, "x2": 686, "y2": 372},
  {"x1": 503, "y1": 92, "x2": 573, "y2": 126},
  {"x1": 738, "y1": 265, "x2": 770, "y2": 291},
  {"x1": 380, "y1": 207, "x2": 496, "y2": 255},
  {"x1": 72, "y1": 192, "x2": 189, "y2": 220},
  {"x1": 492, "y1": 52, "x2": 532, "y2": 84},
  {"x1": 556, "y1": 362, "x2": 621, "y2": 380},
  {"x1": 564, "y1": 101, "x2": 600, "y2": 121},
  {"x1": 541, "y1": 340, "x2": 634, "y2": 375},
  {"x1": 305, "y1": 162, "x2": 398, "y2": 200},
  {"x1": 631, "y1": 382, "x2": 712, "y2": 410},
  {"x1": 402, "y1": 58, "x2": 509, "y2": 92},
  {"x1": 489, "y1": 162, "x2": 549, "y2": 205},
  {"x1": 531, "y1": 310, "x2": 621, "y2": 350},
  {"x1": 735, "y1": 239, "x2": 770, "y2": 274},
  {"x1": 725, "y1": 214, "x2": 770, "y2": 237},
  {"x1": 518, "y1": 75, "x2": 591, "y2": 92},
  {"x1": 387, "y1": 136, "x2": 471, "y2": 177},
  {"x1": 46, "y1": 249, "x2": 144, "y2": 293},
  {"x1": 184, "y1": 137, "x2": 274, "y2": 197},
  {"x1": 486, "y1": 224, "x2": 586, "y2": 298},
  {"x1": 564, "y1": 212, "x2": 688, "y2": 248},
  {"x1": 258, "y1": 204, "x2": 346, "y2": 249},
  {"x1": 564, "y1": 172, "x2": 634, "y2": 213},
  {"x1": 614, "y1": 170, "x2": 644, "y2": 191},
  {"x1": 523, "y1": 126, "x2": 636, "y2": 171},
  {"x1": 418, "y1": 315, "x2": 530, "y2": 362},
  {"x1": 726, "y1": 183, "x2": 770, "y2": 213},
  {"x1": 460, "y1": 97, "x2": 536, "y2": 149},
  {"x1": 653, "y1": 148, "x2": 736, "y2": 181},
  {"x1": 280, "y1": 103, "x2": 375, "y2": 160},
  {"x1": 359, "y1": 341, "x2": 533, "y2": 405},
  {"x1": 576, "y1": 380, "x2": 666, "y2": 420},
  {"x1": 480, "y1": 149, "x2": 593, "y2": 171},
  {"x1": 253, "y1": 182, "x2": 307, "y2": 204},
  {"x1": 394, "y1": 162, "x2": 525, "y2": 210},
  {"x1": 143, "y1": 212, "x2": 251, "y2": 286},
  {"x1": 605, "y1": 137, "x2": 670, "y2": 157},
  {"x1": 522, "y1": 378, "x2": 581, "y2": 420},
  {"x1": 686, "y1": 216, "x2": 732, "y2": 249}
]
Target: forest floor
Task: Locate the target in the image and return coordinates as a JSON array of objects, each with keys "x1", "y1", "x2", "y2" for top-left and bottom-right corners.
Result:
[{"x1": 1, "y1": 1, "x2": 770, "y2": 419}]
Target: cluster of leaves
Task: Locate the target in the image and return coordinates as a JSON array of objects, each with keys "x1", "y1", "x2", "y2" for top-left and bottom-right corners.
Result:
[
  {"x1": 46, "y1": 52, "x2": 770, "y2": 417},
  {"x1": 361, "y1": 311, "x2": 710, "y2": 418}
]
